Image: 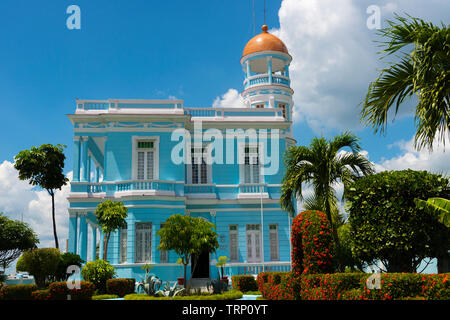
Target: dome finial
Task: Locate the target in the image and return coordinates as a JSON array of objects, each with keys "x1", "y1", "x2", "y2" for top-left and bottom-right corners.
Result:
[{"x1": 262, "y1": 25, "x2": 268, "y2": 32}]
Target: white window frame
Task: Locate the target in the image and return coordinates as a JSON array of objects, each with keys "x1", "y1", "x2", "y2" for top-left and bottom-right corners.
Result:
[
  {"x1": 246, "y1": 224, "x2": 262, "y2": 263},
  {"x1": 132, "y1": 136, "x2": 160, "y2": 180},
  {"x1": 229, "y1": 225, "x2": 239, "y2": 262},
  {"x1": 238, "y1": 142, "x2": 264, "y2": 184},
  {"x1": 119, "y1": 222, "x2": 127, "y2": 264},
  {"x1": 159, "y1": 223, "x2": 168, "y2": 263},
  {"x1": 135, "y1": 222, "x2": 152, "y2": 263},
  {"x1": 269, "y1": 224, "x2": 279, "y2": 261},
  {"x1": 187, "y1": 144, "x2": 212, "y2": 184}
]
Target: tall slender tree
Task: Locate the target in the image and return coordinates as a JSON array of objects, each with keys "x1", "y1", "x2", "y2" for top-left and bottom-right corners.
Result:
[
  {"x1": 361, "y1": 14, "x2": 449, "y2": 150},
  {"x1": 280, "y1": 132, "x2": 374, "y2": 270},
  {"x1": 14, "y1": 144, "x2": 68, "y2": 249}
]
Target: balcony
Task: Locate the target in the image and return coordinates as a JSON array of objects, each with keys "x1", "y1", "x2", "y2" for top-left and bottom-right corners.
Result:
[
  {"x1": 238, "y1": 184, "x2": 269, "y2": 199},
  {"x1": 243, "y1": 74, "x2": 290, "y2": 89},
  {"x1": 70, "y1": 181, "x2": 278, "y2": 200}
]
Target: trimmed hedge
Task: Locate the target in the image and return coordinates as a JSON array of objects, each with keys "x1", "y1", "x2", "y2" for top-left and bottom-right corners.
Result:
[
  {"x1": 49, "y1": 281, "x2": 95, "y2": 300},
  {"x1": 106, "y1": 278, "x2": 135, "y2": 297},
  {"x1": 231, "y1": 275, "x2": 258, "y2": 293},
  {"x1": 92, "y1": 294, "x2": 120, "y2": 300},
  {"x1": 258, "y1": 271, "x2": 450, "y2": 300},
  {"x1": 124, "y1": 289, "x2": 243, "y2": 300},
  {"x1": 0, "y1": 284, "x2": 37, "y2": 300},
  {"x1": 31, "y1": 289, "x2": 52, "y2": 300}
]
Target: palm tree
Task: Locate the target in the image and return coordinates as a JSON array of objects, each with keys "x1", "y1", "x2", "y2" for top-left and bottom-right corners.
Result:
[
  {"x1": 280, "y1": 132, "x2": 374, "y2": 270},
  {"x1": 361, "y1": 14, "x2": 449, "y2": 150}
]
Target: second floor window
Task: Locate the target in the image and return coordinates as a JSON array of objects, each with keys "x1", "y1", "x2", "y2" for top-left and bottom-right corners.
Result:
[
  {"x1": 244, "y1": 146, "x2": 260, "y2": 184},
  {"x1": 137, "y1": 141, "x2": 154, "y2": 180},
  {"x1": 191, "y1": 146, "x2": 207, "y2": 184}
]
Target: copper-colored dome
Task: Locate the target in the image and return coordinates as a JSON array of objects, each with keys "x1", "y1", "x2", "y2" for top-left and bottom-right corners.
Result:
[{"x1": 243, "y1": 25, "x2": 289, "y2": 57}]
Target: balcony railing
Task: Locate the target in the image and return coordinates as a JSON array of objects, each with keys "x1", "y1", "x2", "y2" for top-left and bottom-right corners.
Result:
[
  {"x1": 239, "y1": 184, "x2": 267, "y2": 193},
  {"x1": 71, "y1": 181, "x2": 279, "y2": 199},
  {"x1": 184, "y1": 184, "x2": 216, "y2": 194},
  {"x1": 244, "y1": 74, "x2": 290, "y2": 89},
  {"x1": 225, "y1": 262, "x2": 291, "y2": 278}
]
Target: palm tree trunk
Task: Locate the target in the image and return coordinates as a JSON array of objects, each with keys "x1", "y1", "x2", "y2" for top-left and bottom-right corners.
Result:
[{"x1": 50, "y1": 190, "x2": 59, "y2": 249}]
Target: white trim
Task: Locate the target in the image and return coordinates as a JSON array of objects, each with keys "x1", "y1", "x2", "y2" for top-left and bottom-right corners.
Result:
[{"x1": 132, "y1": 136, "x2": 160, "y2": 181}]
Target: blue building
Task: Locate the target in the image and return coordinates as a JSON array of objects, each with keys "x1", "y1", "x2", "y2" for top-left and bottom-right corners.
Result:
[{"x1": 67, "y1": 25, "x2": 296, "y2": 282}]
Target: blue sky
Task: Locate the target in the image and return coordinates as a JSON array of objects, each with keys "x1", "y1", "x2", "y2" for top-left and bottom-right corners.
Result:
[{"x1": 0, "y1": 0, "x2": 448, "y2": 272}]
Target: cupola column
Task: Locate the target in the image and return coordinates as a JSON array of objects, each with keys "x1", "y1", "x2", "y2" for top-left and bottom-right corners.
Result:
[
  {"x1": 246, "y1": 60, "x2": 251, "y2": 78},
  {"x1": 284, "y1": 64, "x2": 290, "y2": 78},
  {"x1": 267, "y1": 57, "x2": 273, "y2": 84}
]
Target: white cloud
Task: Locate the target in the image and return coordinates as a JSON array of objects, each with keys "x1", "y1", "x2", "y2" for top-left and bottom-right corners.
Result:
[
  {"x1": 212, "y1": 88, "x2": 246, "y2": 108},
  {"x1": 0, "y1": 160, "x2": 71, "y2": 251},
  {"x1": 374, "y1": 136, "x2": 450, "y2": 172}
]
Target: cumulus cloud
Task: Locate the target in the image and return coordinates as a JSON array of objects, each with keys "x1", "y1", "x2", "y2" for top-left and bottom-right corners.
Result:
[
  {"x1": 0, "y1": 160, "x2": 71, "y2": 251},
  {"x1": 374, "y1": 136, "x2": 450, "y2": 173},
  {"x1": 212, "y1": 88, "x2": 246, "y2": 108}
]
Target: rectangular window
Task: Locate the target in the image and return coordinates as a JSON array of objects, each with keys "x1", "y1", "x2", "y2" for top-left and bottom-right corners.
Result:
[
  {"x1": 135, "y1": 222, "x2": 152, "y2": 263},
  {"x1": 136, "y1": 140, "x2": 155, "y2": 180},
  {"x1": 119, "y1": 223, "x2": 127, "y2": 264},
  {"x1": 279, "y1": 103, "x2": 287, "y2": 119},
  {"x1": 229, "y1": 225, "x2": 238, "y2": 262},
  {"x1": 191, "y1": 146, "x2": 208, "y2": 184},
  {"x1": 246, "y1": 224, "x2": 261, "y2": 263},
  {"x1": 244, "y1": 146, "x2": 260, "y2": 184},
  {"x1": 255, "y1": 103, "x2": 264, "y2": 109},
  {"x1": 269, "y1": 224, "x2": 279, "y2": 261},
  {"x1": 159, "y1": 223, "x2": 168, "y2": 263}
]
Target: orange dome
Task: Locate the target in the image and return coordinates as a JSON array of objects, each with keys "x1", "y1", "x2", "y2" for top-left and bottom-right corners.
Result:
[{"x1": 243, "y1": 25, "x2": 289, "y2": 57}]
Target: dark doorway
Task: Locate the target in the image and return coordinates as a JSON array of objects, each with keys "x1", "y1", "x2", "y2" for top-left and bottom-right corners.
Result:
[{"x1": 191, "y1": 251, "x2": 210, "y2": 278}]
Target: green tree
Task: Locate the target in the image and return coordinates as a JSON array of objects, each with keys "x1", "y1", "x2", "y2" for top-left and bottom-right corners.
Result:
[
  {"x1": 55, "y1": 252, "x2": 84, "y2": 282},
  {"x1": 94, "y1": 200, "x2": 127, "y2": 261},
  {"x1": 17, "y1": 248, "x2": 61, "y2": 288},
  {"x1": 361, "y1": 14, "x2": 449, "y2": 150},
  {"x1": 280, "y1": 132, "x2": 374, "y2": 270},
  {"x1": 157, "y1": 214, "x2": 219, "y2": 289},
  {"x1": 0, "y1": 213, "x2": 39, "y2": 271},
  {"x1": 347, "y1": 170, "x2": 450, "y2": 273},
  {"x1": 14, "y1": 144, "x2": 68, "y2": 249}
]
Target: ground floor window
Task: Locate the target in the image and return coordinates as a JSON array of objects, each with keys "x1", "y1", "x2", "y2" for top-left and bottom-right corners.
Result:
[
  {"x1": 159, "y1": 223, "x2": 168, "y2": 263},
  {"x1": 246, "y1": 224, "x2": 261, "y2": 263},
  {"x1": 269, "y1": 224, "x2": 279, "y2": 261},
  {"x1": 135, "y1": 222, "x2": 152, "y2": 263},
  {"x1": 229, "y1": 225, "x2": 238, "y2": 262},
  {"x1": 119, "y1": 222, "x2": 127, "y2": 264}
]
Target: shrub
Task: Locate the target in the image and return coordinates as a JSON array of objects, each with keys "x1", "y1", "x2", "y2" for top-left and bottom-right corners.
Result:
[
  {"x1": 256, "y1": 271, "x2": 291, "y2": 300},
  {"x1": 17, "y1": 248, "x2": 61, "y2": 288},
  {"x1": 55, "y1": 252, "x2": 84, "y2": 281},
  {"x1": 31, "y1": 289, "x2": 52, "y2": 300},
  {"x1": 0, "y1": 284, "x2": 37, "y2": 300},
  {"x1": 49, "y1": 281, "x2": 95, "y2": 300},
  {"x1": 81, "y1": 259, "x2": 116, "y2": 294},
  {"x1": 258, "y1": 271, "x2": 450, "y2": 300},
  {"x1": 106, "y1": 278, "x2": 135, "y2": 297},
  {"x1": 362, "y1": 273, "x2": 450, "y2": 300},
  {"x1": 295, "y1": 210, "x2": 334, "y2": 275},
  {"x1": 231, "y1": 275, "x2": 258, "y2": 293}
]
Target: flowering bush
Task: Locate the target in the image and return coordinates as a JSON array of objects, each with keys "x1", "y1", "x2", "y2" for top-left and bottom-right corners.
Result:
[
  {"x1": 258, "y1": 271, "x2": 449, "y2": 300},
  {"x1": 49, "y1": 281, "x2": 95, "y2": 300},
  {"x1": 292, "y1": 210, "x2": 334, "y2": 275},
  {"x1": 257, "y1": 272, "x2": 291, "y2": 300},
  {"x1": 106, "y1": 278, "x2": 135, "y2": 297},
  {"x1": 0, "y1": 284, "x2": 37, "y2": 300},
  {"x1": 231, "y1": 275, "x2": 258, "y2": 293},
  {"x1": 31, "y1": 289, "x2": 52, "y2": 300}
]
